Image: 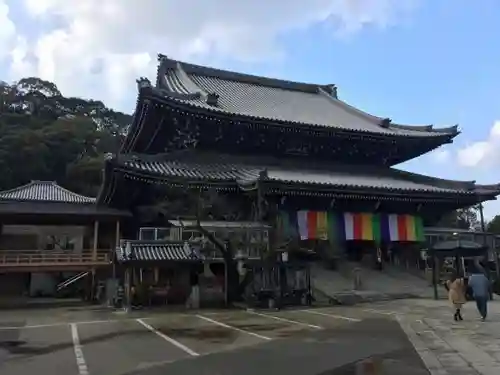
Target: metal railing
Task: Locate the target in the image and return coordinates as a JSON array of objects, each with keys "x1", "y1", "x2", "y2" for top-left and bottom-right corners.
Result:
[
  {"x1": 0, "y1": 250, "x2": 111, "y2": 266},
  {"x1": 57, "y1": 271, "x2": 90, "y2": 291}
]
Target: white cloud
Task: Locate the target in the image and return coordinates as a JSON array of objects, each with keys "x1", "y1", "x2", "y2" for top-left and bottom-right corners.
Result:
[
  {"x1": 0, "y1": 0, "x2": 16, "y2": 60},
  {"x1": 431, "y1": 148, "x2": 451, "y2": 164},
  {"x1": 457, "y1": 120, "x2": 500, "y2": 168},
  {"x1": 3, "y1": 0, "x2": 419, "y2": 110}
]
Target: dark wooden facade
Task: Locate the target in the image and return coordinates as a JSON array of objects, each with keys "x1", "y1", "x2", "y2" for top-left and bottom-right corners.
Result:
[
  {"x1": 0, "y1": 181, "x2": 129, "y2": 274},
  {"x1": 98, "y1": 55, "x2": 500, "y2": 232}
]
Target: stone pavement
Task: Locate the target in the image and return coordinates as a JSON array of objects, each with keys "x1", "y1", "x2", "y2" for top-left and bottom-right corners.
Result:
[
  {"x1": 1, "y1": 299, "x2": 500, "y2": 374},
  {"x1": 377, "y1": 299, "x2": 500, "y2": 374},
  {"x1": 311, "y1": 262, "x2": 442, "y2": 305}
]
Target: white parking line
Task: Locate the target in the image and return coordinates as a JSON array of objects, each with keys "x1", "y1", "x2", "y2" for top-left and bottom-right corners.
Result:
[
  {"x1": 136, "y1": 318, "x2": 199, "y2": 356},
  {"x1": 196, "y1": 314, "x2": 272, "y2": 341},
  {"x1": 298, "y1": 309, "x2": 361, "y2": 322},
  {"x1": 70, "y1": 323, "x2": 89, "y2": 375},
  {"x1": 363, "y1": 308, "x2": 399, "y2": 316},
  {"x1": 0, "y1": 319, "x2": 126, "y2": 331},
  {"x1": 246, "y1": 310, "x2": 323, "y2": 329}
]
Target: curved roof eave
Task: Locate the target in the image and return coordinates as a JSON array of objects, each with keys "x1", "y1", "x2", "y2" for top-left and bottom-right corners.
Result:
[
  {"x1": 146, "y1": 86, "x2": 458, "y2": 142},
  {"x1": 104, "y1": 152, "x2": 492, "y2": 198},
  {"x1": 316, "y1": 89, "x2": 460, "y2": 137},
  {"x1": 155, "y1": 55, "x2": 460, "y2": 139},
  {"x1": 474, "y1": 183, "x2": 500, "y2": 196}
]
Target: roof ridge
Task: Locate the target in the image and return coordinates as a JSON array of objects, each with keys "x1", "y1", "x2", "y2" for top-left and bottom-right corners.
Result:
[
  {"x1": 159, "y1": 55, "x2": 322, "y2": 93},
  {"x1": 317, "y1": 88, "x2": 382, "y2": 124},
  {"x1": 390, "y1": 168, "x2": 477, "y2": 191},
  {"x1": 318, "y1": 88, "x2": 457, "y2": 135},
  {"x1": 0, "y1": 180, "x2": 43, "y2": 195},
  {"x1": 154, "y1": 54, "x2": 459, "y2": 137},
  {"x1": 174, "y1": 62, "x2": 205, "y2": 94},
  {"x1": 0, "y1": 180, "x2": 96, "y2": 203},
  {"x1": 51, "y1": 182, "x2": 96, "y2": 201},
  {"x1": 175, "y1": 63, "x2": 219, "y2": 106}
]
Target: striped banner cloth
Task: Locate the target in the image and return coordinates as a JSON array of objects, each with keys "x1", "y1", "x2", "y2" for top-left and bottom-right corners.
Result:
[{"x1": 295, "y1": 211, "x2": 424, "y2": 242}]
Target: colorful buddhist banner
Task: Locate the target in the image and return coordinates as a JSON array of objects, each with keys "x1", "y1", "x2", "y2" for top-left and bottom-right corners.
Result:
[
  {"x1": 297, "y1": 210, "x2": 336, "y2": 240},
  {"x1": 276, "y1": 211, "x2": 297, "y2": 239},
  {"x1": 283, "y1": 210, "x2": 424, "y2": 242},
  {"x1": 344, "y1": 213, "x2": 382, "y2": 241},
  {"x1": 383, "y1": 214, "x2": 424, "y2": 242}
]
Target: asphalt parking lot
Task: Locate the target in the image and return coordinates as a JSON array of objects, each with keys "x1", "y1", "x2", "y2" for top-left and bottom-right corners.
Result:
[
  {"x1": 0, "y1": 305, "x2": 399, "y2": 375},
  {"x1": 2, "y1": 299, "x2": 500, "y2": 375}
]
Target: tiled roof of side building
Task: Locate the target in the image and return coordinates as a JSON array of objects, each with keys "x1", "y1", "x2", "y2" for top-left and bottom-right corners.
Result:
[
  {"x1": 0, "y1": 181, "x2": 96, "y2": 204},
  {"x1": 154, "y1": 54, "x2": 459, "y2": 138},
  {"x1": 112, "y1": 152, "x2": 500, "y2": 197},
  {"x1": 116, "y1": 240, "x2": 202, "y2": 262}
]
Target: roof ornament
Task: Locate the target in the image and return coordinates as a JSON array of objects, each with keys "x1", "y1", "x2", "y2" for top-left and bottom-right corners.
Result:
[
  {"x1": 136, "y1": 77, "x2": 152, "y2": 89},
  {"x1": 157, "y1": 53, "x2": 168, "y2": 62},
  {"x1": 259, "y1": 169, "x2": 268, "y2": 180},
  {"x1": 321, "y1": 84, "x2": 338, "y2": 99},
  {"x1": 380, "y1": 118, "x2": 392, "y2": 128},
  {"x1": 206, "y1": 92, "x2": 219, "y2": 106}
]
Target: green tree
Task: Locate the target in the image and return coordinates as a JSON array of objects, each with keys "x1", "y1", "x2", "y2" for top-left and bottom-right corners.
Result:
[
  {"x1": 0, "y1": 77, "x2": 132, "y2": 194},
  {"x1": 436, "y1": 207, "x2": 480, "y2": 230},
  {"x1": 487, "y1": 215, "x2": 500, "y2": 234}
]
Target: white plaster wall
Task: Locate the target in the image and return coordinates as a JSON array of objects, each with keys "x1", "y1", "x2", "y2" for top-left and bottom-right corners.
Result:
[
  {"x1": 30, "y1": 272, "x2": 57, "y2": 296},
  {"x1": 2, "y1": 225, "x2": 86, "y2": 251}
]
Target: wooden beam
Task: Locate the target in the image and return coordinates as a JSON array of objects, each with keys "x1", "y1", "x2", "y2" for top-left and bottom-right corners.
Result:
[
  {"x1": 113, "y1": 220, "x2": 121, "y2": 279},
  {"x1": 115, "y1": 220, "x2": 121, "y2": 247},
  {"x1": 93, "y1": 220, "x2": 99, "y2": 261}
]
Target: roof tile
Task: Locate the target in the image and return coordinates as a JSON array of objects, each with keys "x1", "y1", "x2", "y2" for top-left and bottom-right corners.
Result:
[
  {"x1": 116, "y1": 153, "x2": 486, "y2": 195},
  {"x1": 116, "y1": 240, "x2": 201, "y2": 262},
  {"x1": 0, "y1": 181, "x2": 96, "y2": 204},
  {"x1": 156, "y1": 57, "x2": 458, "y2": 138}
]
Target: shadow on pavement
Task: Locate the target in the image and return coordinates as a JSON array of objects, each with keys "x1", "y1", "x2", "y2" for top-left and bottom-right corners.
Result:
[{"x1": 128, "y1": 318, "x2": 430, "y2": 375}]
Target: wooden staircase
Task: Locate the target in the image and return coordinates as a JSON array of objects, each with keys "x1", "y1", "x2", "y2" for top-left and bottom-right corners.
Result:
[{"x1": 0, "y1": 250, "x2": 112, "y2": 272}]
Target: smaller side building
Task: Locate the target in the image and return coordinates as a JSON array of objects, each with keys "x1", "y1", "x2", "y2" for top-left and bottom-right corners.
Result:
[{"x1": 0, "y1": 180, "x2": 129, "y2": 297}]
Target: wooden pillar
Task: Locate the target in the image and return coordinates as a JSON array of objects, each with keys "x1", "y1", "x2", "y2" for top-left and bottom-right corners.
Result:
[
  {"x1": 454, "y1": 252, "x2": 461, "y2": 277},
  {"x1": 115, "y1": 220, "x2": 121, "y2": 246},
  {"x1": 113, "y1": 220, "x2": 120, "y2": 279},
  {"x1": 91, "y1": 220, "x2": 99, "y2": 302},
  {"x1": 432, "y1": 254, "x2": 438, "y2": 300},
  {"x1": 154, "y1": 267, "x2": 159, "y2": 284},
  {"x1": 93, "y1": 220, "x2": 99, "y2": 260},
  {"x1": 132, "y1": 267, "x2": 137, "y2": 285},
  {"x1": 256, "y1": 181, "x2": 263, "y2": 222},
  {"x1": 124, "y1": 267, "x2": 131, "y2": 311},
  {"x1": 91, "y1": 269, "x2": 96, "y2": 302},
  {"x1": 224, "y1": 261, "x2": 228, "y2": 307}
]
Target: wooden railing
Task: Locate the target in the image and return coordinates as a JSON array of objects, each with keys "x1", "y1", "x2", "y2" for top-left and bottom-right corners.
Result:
[{"x1": 0, "y1": 250, "x2": 112, "y2": 266}]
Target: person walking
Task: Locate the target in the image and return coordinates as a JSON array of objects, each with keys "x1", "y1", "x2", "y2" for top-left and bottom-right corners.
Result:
[
  {"x1": 468, "y1": 267, "x2": 491, "y2": 321},
  {"x1": 446, "y1": 272, "x2": 466, "y2": 321}
]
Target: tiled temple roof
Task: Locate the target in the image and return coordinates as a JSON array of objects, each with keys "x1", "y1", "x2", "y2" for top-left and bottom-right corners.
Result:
[
  {"x1": 0, "y1": 181, "x2": 96, "y2": 204},
  {"x1": 116, "y1": 240, "x2": 201, "y2": 262},
  {"x1": 154, "y1": 55, "x2": 459, "y2": 138},
  {"x1": 111, "y1": 152, "x2": 500, "y2": 196}
]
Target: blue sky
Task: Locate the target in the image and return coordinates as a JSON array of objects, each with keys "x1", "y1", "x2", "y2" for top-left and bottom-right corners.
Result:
[{"x1": 1, "y1": 0, "x2": 499, "y2": 218}]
